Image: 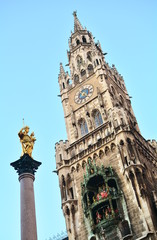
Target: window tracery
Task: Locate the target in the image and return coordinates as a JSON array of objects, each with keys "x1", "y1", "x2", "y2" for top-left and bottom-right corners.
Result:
[
  {"x1": 78, "y1": 118, "x2": 88, "y2": 136},
  {"x1": 92, "y1": 109, "x2": 103, "y2": 128}
]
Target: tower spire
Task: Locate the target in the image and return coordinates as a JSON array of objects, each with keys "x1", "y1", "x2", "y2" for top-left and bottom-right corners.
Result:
[
  {"x1": 59, "y1": 62, "x2": 65, "y2": 75},
  {"x1": 59, "y1": 62, "x2": 66, "y2": 79},
  {"x1": 73, "y1": 11, "x2": 84, "y2": 32}
]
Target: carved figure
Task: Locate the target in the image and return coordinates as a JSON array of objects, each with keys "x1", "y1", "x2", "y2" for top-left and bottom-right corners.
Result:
[
  {"x1": 18, "y1": 126, "x2": 36, "y2": 157},
  {"x1": 96, "y1": 211, "x2": 102, "y2": 223},
  {"x1": 97, "y1": 88, "x2": 104, "y2": 107},
  {"x1": 93, "y1": 196, "x2": 96, "y2": 203},
  {"x1": 74, "y1": 125, "x2": 78, "y2": 138}
]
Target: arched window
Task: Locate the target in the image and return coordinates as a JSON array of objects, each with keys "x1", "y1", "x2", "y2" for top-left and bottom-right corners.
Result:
[
  {"x1": 96, "y1": 59, "x2": 99, "y2": 65},
  {"x1": 62, "y1": 82, "x2": 65, "y2": 89},
  {"x1": 92, "y1": 110, "x2": 103, "y2": 128},
  {"x1": 82, "y1": 36, "x2": 87, "y2": 43},
  {"x1": 114, "y1": 76, "x2": 117, "y2": 82},
  {"x1": 81, "y1": 69, "x2": 86, "y2": 77},
  {"x1": 111, "y1": 86, "x2": 116, "y2": 99},
  {"x1": 111, "y1": 86, "x2": 115, "y2": 94},
  {"x1": 88, "y1": 64, "x2": 94, "y2": 75},
  {"x1": 67, "y1": 79, "x2": 72, "y2": 85},
  {"x1": 119, "y1": 95, "x2": 124, "y2": 106},
  {"x1": 79, "y1": 119, "x2": 88, "y2": 136},
  {"x1": 76, "y1": 39, "x2": 80, "y2": 45},
  {"x1": 87, "y1": 51, "x2": 92, "y2": 62},
  {"x1": 74, "y1": 74, "x2": 79, "y2": 84},
  {"x1": 61, "y1": 175, "x2": 67, "y2": 201}
]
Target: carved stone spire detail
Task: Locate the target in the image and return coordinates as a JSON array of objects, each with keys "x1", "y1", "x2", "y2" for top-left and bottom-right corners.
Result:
[{"x1": 73, "y1": 11, "x2": 84, "y2": 32}]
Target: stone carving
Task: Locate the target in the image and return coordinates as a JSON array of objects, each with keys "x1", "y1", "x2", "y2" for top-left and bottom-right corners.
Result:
[
  {"x1": 84, "y1": 105, "x2": 93, "y2": 130},
  {"x1": 97, "y1": 87, "x2": 104, "y2": 107},
  {"x1": 70, "y1": 106, "x2": 76, "y2": 125},
  {"x1": 18, "y1": 126, "x2": 36, "y2": 157},
  {"x1": 74, "y1": 125, "x2": 78, "y2": 138}
]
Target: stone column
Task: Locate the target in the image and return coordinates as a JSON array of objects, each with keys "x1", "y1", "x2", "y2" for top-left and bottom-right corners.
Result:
[{"x1": 11, "y1": 153, "x2": 41, "y2": 240}]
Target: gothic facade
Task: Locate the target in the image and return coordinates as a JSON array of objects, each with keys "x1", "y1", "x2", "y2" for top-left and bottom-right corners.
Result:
[{"x1": 55, "y1": 12, "x2": 157, "y2": 240}]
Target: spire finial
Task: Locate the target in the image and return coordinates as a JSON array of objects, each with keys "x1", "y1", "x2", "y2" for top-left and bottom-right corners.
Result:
[
  {"x1": 59, "y1": 62, "x2": 65, "y2": 75},
  {"x1": 73, "y1": 11, "x2": 84, "y2": 32},
  {"x1": 73, "y1": 11, "x2": 77, "y2": 17}
]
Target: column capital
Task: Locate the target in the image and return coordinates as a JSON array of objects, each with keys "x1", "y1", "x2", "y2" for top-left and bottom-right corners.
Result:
[{"x1": 10, "y1": 153, "x2": 42, "y2": 176}]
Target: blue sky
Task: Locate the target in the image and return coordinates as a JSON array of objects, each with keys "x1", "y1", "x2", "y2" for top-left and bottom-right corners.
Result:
[{"x1": 0, "y1": 0, "x2": 156, "y2": 239}]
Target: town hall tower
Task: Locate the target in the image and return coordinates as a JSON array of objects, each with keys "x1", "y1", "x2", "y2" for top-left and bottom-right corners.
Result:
[{"x1": 55, "y1": 12, "x2": 157, "y2": 240}]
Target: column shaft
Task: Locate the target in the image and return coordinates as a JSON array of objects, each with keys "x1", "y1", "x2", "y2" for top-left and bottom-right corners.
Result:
[{"x1": 19, "y1": 173, "x2": 37, "y2": 240}]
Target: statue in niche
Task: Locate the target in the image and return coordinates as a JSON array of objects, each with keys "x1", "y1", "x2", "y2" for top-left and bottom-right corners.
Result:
[
  {"x1": 18, "y1": 126, "x2": 36, "y2": 157},
  {"x1": 96, "y1": 211, "x2": 102, "y2": 223},
  {"x1": 76, "y1": 55, "x2": 84, "y2": 70},
  {"x1": 70, "y1": 106, "x2": 76, "y2": 125},
  {"x1": 84, "y1": 105, "x2": 93, "y2": 129},
  {"x1": 97, "y1": 88, "x2": 104, "y2": 107},
  {"x1": 74, "y1": 125, "x2": 78, "y2": 138},
  {"x1": 87, "y1": 114, "x2": 92, "y2": 129}
]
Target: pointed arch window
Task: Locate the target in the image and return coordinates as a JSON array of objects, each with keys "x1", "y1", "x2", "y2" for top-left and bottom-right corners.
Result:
[
  {"x1": 76, "y1": 39, "x2": 80, "y2": 45},
  {"x1": 88, "y1": 64, "x2": 94, "y2": 75},
  {"x1": 93, "y1": 109, "x2": 103, "y2": 128},
  {"x1": 96, "y1": 59, "x2": 99, "y2": 65},
  {"x1": 82, "y1": 36, "x2": 87, "y2": 43},
  {"x1": 87, "y1": 51, "x2": 92, "y2": 62},
  {"x1": 79, "y1": 118, "x2": 88, "y2": 136},
  {"x1": 81, "y1": 69, "x2": 86, "y2": 77},
  {"x1": 114, "y1": 76, "x2": 118, "y2": 82},
  {"x1": 62, "y1": 82, "x2": 65, "y2": 89},
  {"x1": 74, "y1": 74, "x2": 79, "y2": 84},
  {"x1": 119, "y1": 95, "x2": 124, "y2": 106}
]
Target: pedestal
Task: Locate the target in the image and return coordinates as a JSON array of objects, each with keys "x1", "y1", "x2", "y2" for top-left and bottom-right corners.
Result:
[{"x1": 11, "y1": 154, "x2": 41, "y2": 240}]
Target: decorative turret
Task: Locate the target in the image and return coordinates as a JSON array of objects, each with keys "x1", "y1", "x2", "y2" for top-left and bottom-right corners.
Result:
[{"x1": 58, "y1": 63, "x2": 71, "y2": 92}]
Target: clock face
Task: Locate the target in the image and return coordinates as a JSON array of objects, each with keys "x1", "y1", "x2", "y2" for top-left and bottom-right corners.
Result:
[{"x1": 75, "y1": 85, "x2": 94, "y2": 104}]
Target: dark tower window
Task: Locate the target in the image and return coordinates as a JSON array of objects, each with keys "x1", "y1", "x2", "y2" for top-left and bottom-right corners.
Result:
[
  {"x1": 76, "y1": 39, "x2": 80, "y2": 45},
  {"x1": 96, "y1": 59, "x2": 99, "y2": 65},
  {"x1": 69, "y1": 187, "x2": 74, "y2": 199},
  {"x1": 88, "y1": 64, "x2": 94, "y2": 75},
  {"x1": 62, "y1": 82, "x2": 65, "y2": 89},
  {"x1": 82, "y1": 36, "x2": 87, "y2": 43},
  {"x1": 87, "y1": 51, "x2": 92, "y2": 62},
  {"x1": 59, "y1": 154, "x2": 62, "y2": 161},
  {"x1": 81, "y1": 69, "x2": 86, "y2": 77},
  {"x1": 114, "y1": 76, "x2": 118, "y2": 82}
]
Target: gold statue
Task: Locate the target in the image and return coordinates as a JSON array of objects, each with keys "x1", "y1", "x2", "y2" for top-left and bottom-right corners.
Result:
[{"x1": 18, "y1": 126, "x2": 36, "y2": 157}]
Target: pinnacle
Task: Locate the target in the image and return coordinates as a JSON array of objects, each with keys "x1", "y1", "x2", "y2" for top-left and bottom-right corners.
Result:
[
  {"x1": 73, "y1": 11, "x2": 84, "y2": 32},
  {"x1": 59, "y1": 62, "x2": 65, "y2": 75}
]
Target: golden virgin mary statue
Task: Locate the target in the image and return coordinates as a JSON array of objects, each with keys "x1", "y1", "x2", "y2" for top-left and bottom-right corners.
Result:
[{"x1": 18, "y1": 126, "x2": 36, "y2": 157}]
